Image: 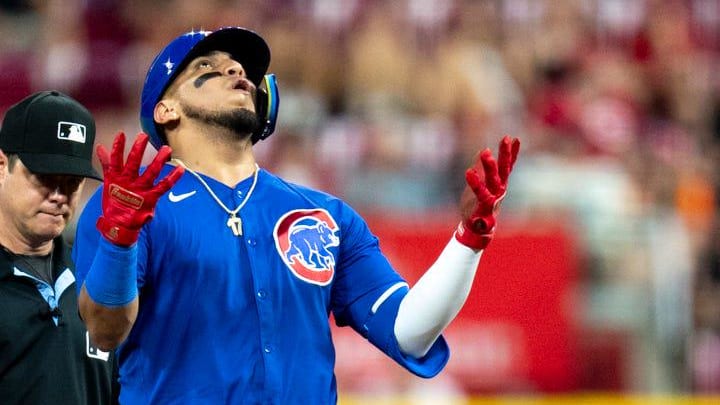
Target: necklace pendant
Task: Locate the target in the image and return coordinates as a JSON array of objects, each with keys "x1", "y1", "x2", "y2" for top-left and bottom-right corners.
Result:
[{"x1": 227, "y1": 214, "x2": 243, "y2": 236}]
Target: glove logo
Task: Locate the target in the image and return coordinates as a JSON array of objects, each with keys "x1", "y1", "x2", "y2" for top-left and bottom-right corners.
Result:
[
  {"x1": 109, "y1": 184, "x2": 144, "y2": 209},
  {"x1": 273, "y1": 209, "x2": 339, "y2": 286}
]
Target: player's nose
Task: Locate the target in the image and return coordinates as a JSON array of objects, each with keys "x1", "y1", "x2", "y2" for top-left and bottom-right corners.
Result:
[{"x1": 224, "y1": 60, "x2": 246, "y2": 78}]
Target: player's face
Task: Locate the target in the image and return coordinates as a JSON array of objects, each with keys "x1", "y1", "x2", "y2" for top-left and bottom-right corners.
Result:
[
  {"x1": 0, "y1": 156, "x2": 84, "y2": 244},
  {"x1": 160, "y1": 51, "x2": 261, "y2": 139},
  {"x1": 167, "y1": 51, "x2": 257, "y2": 115}
]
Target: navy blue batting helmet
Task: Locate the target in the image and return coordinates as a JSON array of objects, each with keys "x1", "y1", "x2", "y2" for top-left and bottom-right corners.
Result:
[{"x1": 140, "y1": 27, "x2": 274, "y2": 149}]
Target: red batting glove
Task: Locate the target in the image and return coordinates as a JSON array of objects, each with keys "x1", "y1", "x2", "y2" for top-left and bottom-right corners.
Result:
[
  {"x1": 455, "y1": 135, "x2": 520, "y2": 250},
  {"x1": 95, "y1": 132, "x2": 184, "y2": 246}
]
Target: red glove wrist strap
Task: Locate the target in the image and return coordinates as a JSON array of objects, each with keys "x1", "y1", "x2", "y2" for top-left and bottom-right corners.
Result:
[
  {"x1": 96, "y1": 216, "x2": 141, "y2": 247},
  {"x1": 454, "y1": 222, "x2": 493, "y2": 251}
]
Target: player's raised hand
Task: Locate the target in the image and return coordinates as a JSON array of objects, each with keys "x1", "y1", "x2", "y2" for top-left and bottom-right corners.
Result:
[
  {"x1": 455, "y1": 135, "x2": 520, "y2": 250},
  {"x1": 95, "y1": 132, "x2": 185, "y2": 246}
]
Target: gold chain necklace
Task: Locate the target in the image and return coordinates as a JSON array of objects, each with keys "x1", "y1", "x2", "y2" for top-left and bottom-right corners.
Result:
[{"x1": 172, "y1": 159, "x2": 259, "y2": 236}]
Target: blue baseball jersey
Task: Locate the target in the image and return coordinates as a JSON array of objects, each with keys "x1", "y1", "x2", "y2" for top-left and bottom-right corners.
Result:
[{"x1": 73, "y1": 166, "x2": 449, "y2": 405}]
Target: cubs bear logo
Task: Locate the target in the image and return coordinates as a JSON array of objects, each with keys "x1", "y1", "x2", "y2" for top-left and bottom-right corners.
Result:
[{"x1": 274, "y1": 209, "x2": 339, "y2": 286}]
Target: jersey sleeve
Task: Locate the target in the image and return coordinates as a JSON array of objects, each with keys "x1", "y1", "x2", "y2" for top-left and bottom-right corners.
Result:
[
  {"x1": 72, "y1": 186, "x2": 149, "y2": 294},
  {"x1": 330, "y1": 203, "x2": 449, "y2": 378}
]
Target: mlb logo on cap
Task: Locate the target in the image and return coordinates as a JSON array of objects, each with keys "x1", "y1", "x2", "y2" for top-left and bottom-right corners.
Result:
[{"x1": 58, "y1": 121, "x2": 87, "y2": 144}]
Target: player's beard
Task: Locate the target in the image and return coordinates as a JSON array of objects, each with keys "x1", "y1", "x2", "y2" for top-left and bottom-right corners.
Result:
[{"x1": 181, "y1": 103, "x2": 260, "y2": 141}]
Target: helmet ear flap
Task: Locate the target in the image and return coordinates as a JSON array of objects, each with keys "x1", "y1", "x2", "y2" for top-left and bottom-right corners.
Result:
[{"x1": 252, "y1": 73, "x2": 279, "y2": 144}]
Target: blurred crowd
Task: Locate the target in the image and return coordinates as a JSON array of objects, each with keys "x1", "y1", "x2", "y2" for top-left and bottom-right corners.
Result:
[{"x1": 2, "y1": 0, "x2": 720, "y2": 395}]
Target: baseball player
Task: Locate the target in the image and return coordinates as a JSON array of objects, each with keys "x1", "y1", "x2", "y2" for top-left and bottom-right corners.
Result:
[{"x1": 72, "y1": 27, "x2": 520, "y2": 404}]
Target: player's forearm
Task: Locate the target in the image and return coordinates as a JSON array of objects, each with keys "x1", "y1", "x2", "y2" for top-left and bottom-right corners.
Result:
[
  {"x1": 79, "y1": 237, "x2": 140, "y2": 350},
  {"x1": 394, "y1": 237, "x2": 482, "y2": 358},
  {"x1": 79, "y1": 286, "x2": 138, "y2": 350}
]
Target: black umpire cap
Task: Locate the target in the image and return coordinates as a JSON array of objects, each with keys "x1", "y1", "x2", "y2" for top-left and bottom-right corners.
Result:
[{"x1": 0, "y1": 90, "x2": 102, "y2": 180}]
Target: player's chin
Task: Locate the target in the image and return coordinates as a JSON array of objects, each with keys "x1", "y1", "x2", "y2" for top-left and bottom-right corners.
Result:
[
  {"x1": 231, "y1": 108, "x2": 261, "y2": 127},
  {"x1": 228, "y1": 93, "x2": 255, "y2": 110},
  {"x1": 236, "y1": 105, "x2": 256, "y2": 115}
]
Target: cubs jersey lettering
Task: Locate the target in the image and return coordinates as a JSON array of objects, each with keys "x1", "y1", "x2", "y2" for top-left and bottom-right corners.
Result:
[{"x1": 73, "y1": 166, "x2": 448, "y2": 405}]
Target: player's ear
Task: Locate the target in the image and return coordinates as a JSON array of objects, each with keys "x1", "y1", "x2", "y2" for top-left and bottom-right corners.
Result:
[{"x1": 154, "y1": 100, "x2": 179, "y2": 125}]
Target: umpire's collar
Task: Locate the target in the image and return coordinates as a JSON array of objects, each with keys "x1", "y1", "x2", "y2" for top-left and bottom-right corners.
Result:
[{"x1": 0, "y1": 235, "x2": 73, "y2": 280}]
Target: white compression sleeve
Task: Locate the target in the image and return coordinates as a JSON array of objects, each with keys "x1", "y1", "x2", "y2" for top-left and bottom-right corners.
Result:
[{"x1": 394, "y1": 237, "x2": 482, "y2": 358}]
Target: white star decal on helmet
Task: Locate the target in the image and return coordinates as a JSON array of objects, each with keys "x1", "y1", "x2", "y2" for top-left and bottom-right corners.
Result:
[
  {"x1": 183, "y1": 29, "x2": 211, "y2": 38},
  {"x1": 164, "y1": 58, "x2": 174, "y2": 75}
]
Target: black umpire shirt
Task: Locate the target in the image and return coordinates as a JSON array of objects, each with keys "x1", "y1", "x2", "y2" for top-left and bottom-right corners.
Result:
[{"x1": 0, "y1": 235, "x2": 118, "y2": 404}]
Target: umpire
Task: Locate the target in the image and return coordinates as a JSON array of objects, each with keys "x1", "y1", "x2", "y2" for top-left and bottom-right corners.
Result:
[{"x1": 0, "y1": 91, "x2": 117, "y2": 404}]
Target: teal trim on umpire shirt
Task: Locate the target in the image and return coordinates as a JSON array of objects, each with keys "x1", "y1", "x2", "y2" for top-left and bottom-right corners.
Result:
[{"x1": 12, "y1": 267, "x2": 74, "y2": 326}]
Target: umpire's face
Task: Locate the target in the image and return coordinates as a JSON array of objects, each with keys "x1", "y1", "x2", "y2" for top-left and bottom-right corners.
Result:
[{"x1": 0, "y1": 152, "x2": 84, "y2": 244}]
